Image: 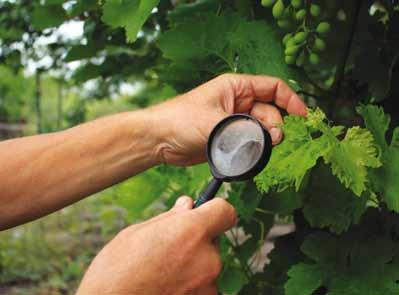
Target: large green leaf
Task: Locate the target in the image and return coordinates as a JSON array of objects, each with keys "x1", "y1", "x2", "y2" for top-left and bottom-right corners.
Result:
[
  {"x1": 302, "y1": 164, "x2": 368, "y2": 234},
  {"x1": 217, "y1": 264, "x2": 248, "y2": 295},
  {"x1": 255, "y1": 109, "x2": 334, "y2": 194},
  {"x1": 31, "y1": 4, "x2": 66, "y2": 30},
  {"x1": 158, "y1": 12, "x2": 295, "y2": 82},
  {"x1": 357, "y1": 104, "x2": 399, "y2": 212},
  {"x1": 229, "y1": 20, "x2": 296, "y2": 79},
  {"x1": 111, "y1": 168, "x2": 168, "y2": 221},
  {"x1": 64, "y1": 45, "x2": 100, "y2": 62},
  {"x1": 102, "y1": 0, "x2": 160, "y2": 42},
  {"x1": 158, "y1": 13, "x2": 240, "y2": 72},
  {"x1": 285, "y1": 263, "x2": 323, "y2": 295},
  {"x1": 324, "y1": 126, "x2": 381, "y2": 196},
  {"x1": 286, "y1": 210, "x2": 399, "y2": 294}
]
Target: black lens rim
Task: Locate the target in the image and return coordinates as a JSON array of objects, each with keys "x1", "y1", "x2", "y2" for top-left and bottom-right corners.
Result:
[{"x1": 206, "y1": 113, "x2": 272, "y2": 182}]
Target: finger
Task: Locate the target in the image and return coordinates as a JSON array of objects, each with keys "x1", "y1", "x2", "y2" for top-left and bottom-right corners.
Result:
[
  {"x1": 221, "y1": 74, "x2": 307, "y2": 116},
  {"x1": 171, "y1": 196, "x2": 194, "y2": 212},
  {"x1": 250, "y1": 102, "x2": 284, "y2": 145},
  {"x1": 141, "y1": 196, "x2": 193, "y2": 226},
  {"x1": 190, "y1": 284, "x2": 218, "y2": 295},
  {"x1": 194, "y1": 198, "x2": 237, "y2": 238}
]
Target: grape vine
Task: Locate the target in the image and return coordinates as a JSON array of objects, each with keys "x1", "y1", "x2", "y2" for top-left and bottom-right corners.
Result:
[{"x1": 1, "y1": 0, "x2": 398, "y2": 294}]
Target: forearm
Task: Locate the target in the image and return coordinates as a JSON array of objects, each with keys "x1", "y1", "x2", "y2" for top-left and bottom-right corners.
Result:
[{"x1": 0, "y1": 109, "x2": 161, "y2": 230}]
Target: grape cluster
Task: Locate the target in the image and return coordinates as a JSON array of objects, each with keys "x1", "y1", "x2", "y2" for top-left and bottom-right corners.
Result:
[{"x1": 261, "y1": 0, "x2": 331, "y2": 67}]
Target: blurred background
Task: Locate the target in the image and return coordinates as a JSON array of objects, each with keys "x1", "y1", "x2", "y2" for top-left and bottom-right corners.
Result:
[{"x1": 0, "y1": 1, "x2": 212, "y2": 294}]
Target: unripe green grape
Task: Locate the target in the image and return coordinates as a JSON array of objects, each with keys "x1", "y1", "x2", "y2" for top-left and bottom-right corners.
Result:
[
  {"x1": 282, "y1": 7, "x2": 292, "y2": 18},
  {"x1": 285, "y1": 45, "x2": 300, "y2": 55},
  {"x1": 310, "y1": 4, "x2": 321, "y2": 17},
  {"x1": 314, "y1": 38, "x2": 326, "y2": 51},
  {"x1": 296, "y1": 51, "x2": 305, "y2": 67},
  {"x1": 294, "y1": 31, "x2": 308, "y2": 43},
  {"x1": 261, "y1": 0, "x2": 276, "y2": 7},
  {"x1": 316, "y1": 22, "x2": 331, "y2": 34},
  {"x1": 278, "y1": 19, "x2": 291, "y2": 29},
  {"x1": 285, "y1": 55, "x2": 296, "y2": 65},
  {"x1": 296, "y1": 9, "x2": 306, "y2": 21},
  {"x1": 272, "y1": 0, "x2": 285, "y2": 19},
  {"x1": 286, "y1": 38, "x2": 297, "y2": 47},
  {"x1": 282, "y1": 33, "x2": 293, "y2": 44},
  {"x1": 291, "y1": 0, "x2": 302, "y2": 9},
  {"x1": 309, "y1": 53, "x2": 320, "y2": 65}
]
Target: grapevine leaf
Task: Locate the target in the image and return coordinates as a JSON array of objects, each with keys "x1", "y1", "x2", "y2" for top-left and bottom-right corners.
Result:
[
  {"x1": 237, "y1": 236, "x2": 259, "y2": 262},
  {"x1": 102, "y1": 0, "x2": 159, "y2": 42},
  {"x1": 228, "y1": 182, "x2": 263, "y2": 223},
  {"x1": 167, "y1": 0, "x2": 220, "y2": 25},
  {"x1": 263, "y1": 189, "x2": 303, "y2": 217},
  {"x1": 378, "y1": 146, "x2": 399, "y2": 211},
  {"x1": 302, "y1": 164, "x2": 368, "y2": 234},
  {"x1": 31, "y1": 4, "x2": 66, "y2": 30},
  {"x1": 158, "y1": 13, "x2": 240, "y2": 72},
  {"x1": 324, "y1": 127, "x2": 381, "y2": 196},
  {"x1": 228, "y1": 20, "x2": 296, "y2": 81},
  {"x1": 392, "y1": 127, "x2": 399, "y2": 147},
  {"x1": 72, "y1": 63, "x2": 102, "y2": 82},
  {"x1": 64, "y1": 45, "x2": 100, "y2": 62},
  {"x1": 357, "y1": 104, "x2": 399, "y2": 212},
  {"x1": 255, "y1": 114, "x2": 331, "y2": 193},
  {"x1": 111, "y1": 168, "x2": 168, "y2": 221},
  {"x1": 284, "y1": 263, "x2": 323, "y2": 295},
  {"x1": 356, "y1": 104, "x2": 390, "y2": 148},
  {"x1": 68, "y1": 0, "x2": 98, "y2": 17},
  {"x1": 297, "y1": 211, "x2": 399, "y2": 294},
  {"x1": 217, "y1": 263, "x2": 248, "y2": 294},
  {"x1": 259, "y1": 233, "x2": 305, "y2": 294},
  {"x1": 352, "y1": 45, "x2": 397, "y2": 101},
  {"x1": 158, "y1": 12, "x2": 295, "y2": 84}
]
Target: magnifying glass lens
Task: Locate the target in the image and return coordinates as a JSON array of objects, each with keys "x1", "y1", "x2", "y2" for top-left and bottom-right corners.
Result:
[
  {"x1": 194, "y1": 114, "x2": 271, "y2": 208},
  {"x1": 211, "y1": 119, "x2": 265, "y2": 177}
]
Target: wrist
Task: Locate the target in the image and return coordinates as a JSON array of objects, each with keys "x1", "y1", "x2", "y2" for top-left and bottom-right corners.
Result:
[{"x1": 127, "y1": 107, "x2": 170, "y2": 167}]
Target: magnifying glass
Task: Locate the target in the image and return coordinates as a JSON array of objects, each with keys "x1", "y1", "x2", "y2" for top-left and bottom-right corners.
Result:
[{"x1": 194, "y1": 114, "x2": 273, "y2": 208}]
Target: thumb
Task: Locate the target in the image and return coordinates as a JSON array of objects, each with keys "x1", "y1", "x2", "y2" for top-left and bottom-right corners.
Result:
[
  {"x1": 194, "y1": 198, "x2": 237, "y2": 238},
  {"x1": 172, "y1": 196, "x2": 194, "y2": 212}
]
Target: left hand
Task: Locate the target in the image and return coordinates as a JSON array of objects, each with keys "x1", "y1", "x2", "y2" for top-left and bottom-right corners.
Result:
[{"x1": 149, "y1": 73, "x2": 307, "y2": 166}]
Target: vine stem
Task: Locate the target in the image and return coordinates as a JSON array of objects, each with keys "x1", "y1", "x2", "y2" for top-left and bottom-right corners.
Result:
[
  {"x1": 255, "y1": 207, "x2": 275, "y2": 215},
  {"x1": 304, "y1": 0, "x2": 311, "y2": 28},
  {"x1": 329, "y1": 0, "x2": 363, "y2": 116},
  {"x1": 227, "y1": 229, "x2": 254, "y2": 278}
]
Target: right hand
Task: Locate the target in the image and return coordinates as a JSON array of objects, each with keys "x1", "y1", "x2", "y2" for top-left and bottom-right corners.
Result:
[{"x1": 76, "y1": 196, "x2": 237, "y2": 295}]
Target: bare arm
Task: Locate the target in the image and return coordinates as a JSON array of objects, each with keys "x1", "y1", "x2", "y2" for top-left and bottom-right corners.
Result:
[
  {"x1": 0, "y1": 110, "x2": 161, "y2": 230},
  {"x1": 0, "y1": 74, "x2": 306, "y2": 231}
]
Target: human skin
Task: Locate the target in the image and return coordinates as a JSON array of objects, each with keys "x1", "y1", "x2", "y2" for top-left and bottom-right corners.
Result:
[
  {"x1": 77, "y1": 196, "x2": 237, "y2": 295},
  {"x1": 0, "y1": 74, "x2": 306, "y2": 294}
]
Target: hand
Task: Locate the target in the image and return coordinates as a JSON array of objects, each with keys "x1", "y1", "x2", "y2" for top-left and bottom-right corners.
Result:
[
  {"x1": 76, "y1": 197, "x2": 236, "y2": 295},
  {"x1": 150, "y1": 73, "x2": 307, "y2": 166}
]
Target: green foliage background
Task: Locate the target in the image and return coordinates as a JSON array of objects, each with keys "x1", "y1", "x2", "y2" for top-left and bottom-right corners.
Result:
[{"x1": 1, "y1": 0, "x2": 399, "y2": 294}]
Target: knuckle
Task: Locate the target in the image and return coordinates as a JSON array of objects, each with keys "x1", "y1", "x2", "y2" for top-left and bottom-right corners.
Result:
[
  {"x1": 214, "y1": 198, "x2": 237, "y2": 225},
  {"x1": 274, "y1": 77, "x2": 284, "y2": 85},
  {"x1": 182, "y1": 214, "x2": 206, "y2": 237},
  {"x1": 218, "y1": 73, "x2": 235, "y2": 81}
]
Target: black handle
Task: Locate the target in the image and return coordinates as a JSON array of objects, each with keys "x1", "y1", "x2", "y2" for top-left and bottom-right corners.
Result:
[{"x1": 194, "y1": 178, "x2": 223, "y2": 208}]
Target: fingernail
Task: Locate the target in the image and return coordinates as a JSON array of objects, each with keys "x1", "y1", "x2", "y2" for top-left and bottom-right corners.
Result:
[
  {"x1": 175, "y1": 197, "x2": 188, "y2": 207},
  {"x1": 174, "y1": 196, "x2": 193, "y2": 211},
  {"x1": 270, "y1": 127, "x2": 283, "y2": 145}
]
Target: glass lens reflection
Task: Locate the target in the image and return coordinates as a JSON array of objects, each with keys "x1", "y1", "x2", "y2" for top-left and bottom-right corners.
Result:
[{"x1": 210, "y1": 118, "x2": 264, "y2": 177}]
